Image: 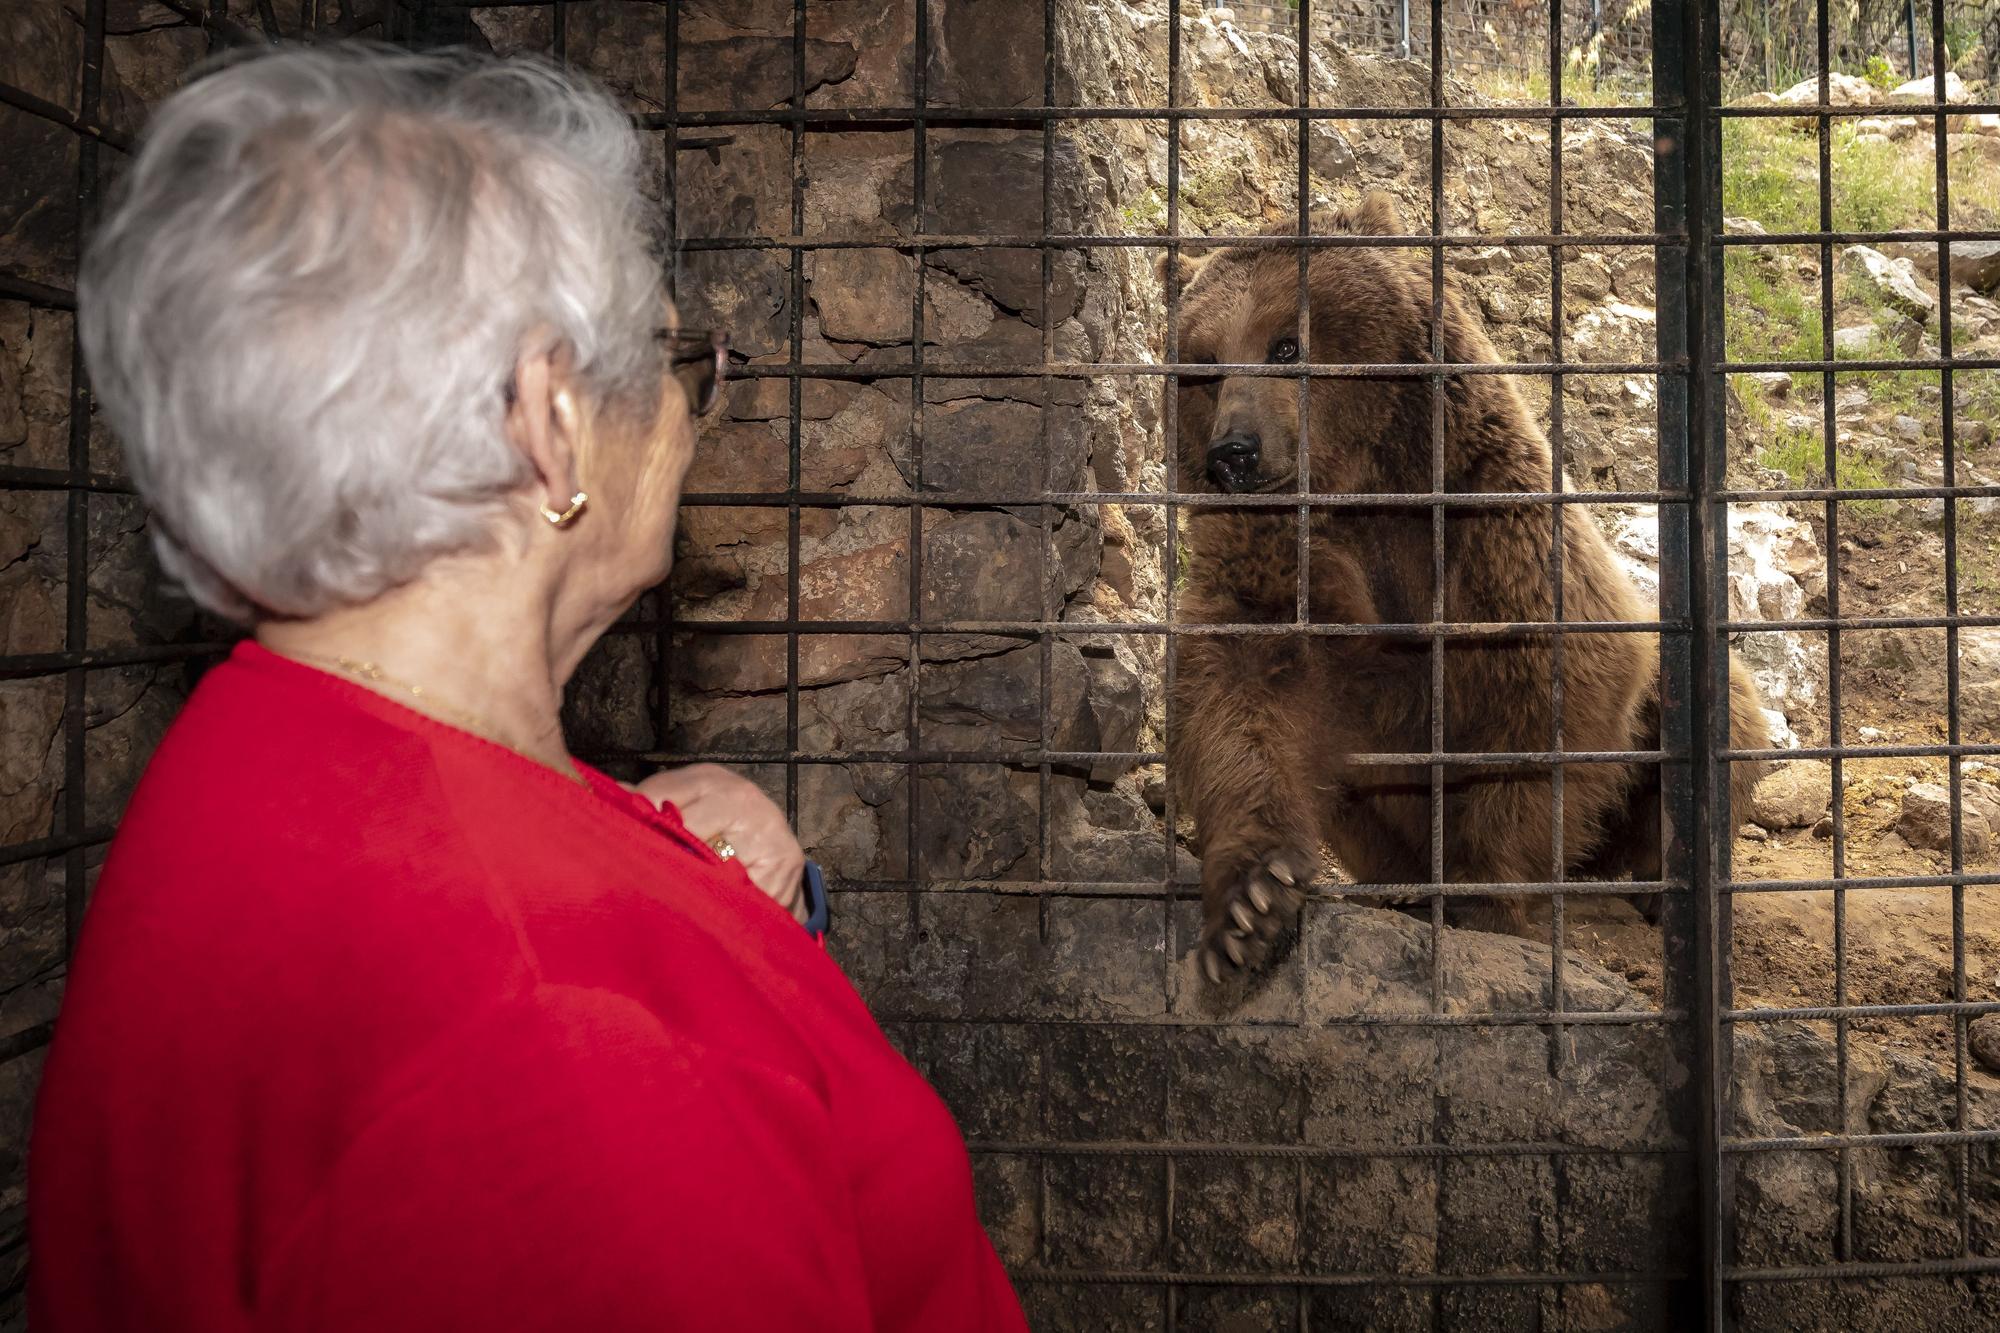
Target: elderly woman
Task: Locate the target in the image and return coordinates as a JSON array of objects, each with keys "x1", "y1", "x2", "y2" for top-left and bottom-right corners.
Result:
[{"x1": 29, "y1": 46, "x2": 1025, "y2": 1333}]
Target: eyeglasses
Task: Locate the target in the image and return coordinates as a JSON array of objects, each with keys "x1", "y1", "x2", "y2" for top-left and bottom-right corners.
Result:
[{"x1": 661, "y1": 328, "x2": 729, "y2": 417}]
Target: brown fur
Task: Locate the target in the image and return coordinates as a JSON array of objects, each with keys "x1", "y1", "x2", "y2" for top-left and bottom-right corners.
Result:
[{"x1": 1164, "y1": 193, "x2": 1769, "y2": 981}]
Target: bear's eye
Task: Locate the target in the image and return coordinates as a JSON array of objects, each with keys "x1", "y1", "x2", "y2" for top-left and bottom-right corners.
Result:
[{"x1": 1269, "y1": 337, "x2": 1300, "y2": 364}]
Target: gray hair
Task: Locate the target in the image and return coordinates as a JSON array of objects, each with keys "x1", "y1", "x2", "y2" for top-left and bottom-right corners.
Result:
[{"x1": 80, "y1": 44, "x2": 667, "y2": 622}]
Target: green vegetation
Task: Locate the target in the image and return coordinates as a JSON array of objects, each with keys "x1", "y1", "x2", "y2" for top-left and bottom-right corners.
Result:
[
  {"x1": 1861, "y1": 54, "x2": 1900, "y2": 90},
  {"x1": 1734, "y1": 374, "x2": 1896, "y2": 515},
  {"x1": 1720, "y1": 116, "x2": 2000, "y2": 237},
  {"x1": 1119, "y1": 188, "x2": 1167, "y2": 236},
  {"x1": 1720, "y1": 109, "x2": 2000, "y2": 510},
  {"x1": 1177, "y1": 163, "x2": 1262, "y2": 233},
  {"x1": 1470, "y1": 64, "x2": 1638, "y2": 109},
  {"x1": 1715, "y1": 0, "x2": 1996, "y2": 102}
]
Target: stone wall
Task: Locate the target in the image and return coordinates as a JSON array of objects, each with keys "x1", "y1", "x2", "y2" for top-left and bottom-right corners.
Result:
[
  {"x1": 4, "y1": 1, "x2": 1997, "y2": 1328},
  {"x1": 1, "y1": 3, "x2": 225, "y2": 1319}
]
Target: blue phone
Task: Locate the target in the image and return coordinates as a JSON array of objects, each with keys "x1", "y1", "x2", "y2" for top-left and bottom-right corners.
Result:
[{"x1": 801, "y1": 860, "x2": 829, "y2": 938}]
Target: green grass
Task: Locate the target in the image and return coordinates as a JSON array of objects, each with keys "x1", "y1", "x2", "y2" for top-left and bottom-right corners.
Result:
[
  {"x1": 1723, "y1": 247, "x2": 1823, "y2": 388},
  {"x1": 1468, "y1": 63, "x2": 1642, "y2": 109},
  {"x1": 1723, "y1": 116, "x2": 2000, "y2": 236},
  {"x1": 1736, "y1": 375, "x2": 1897, "y2": 516},
  {"x1": 1722, "y1": 114, "x2": 2000, "y2": 419}
]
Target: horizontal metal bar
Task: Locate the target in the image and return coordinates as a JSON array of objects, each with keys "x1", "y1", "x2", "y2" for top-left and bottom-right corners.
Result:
[
  {"x1": 0, "y1": 465, "x2": 138, "y2": 495},
  {"x1": 0, "y1": 1021, "x2": 54, "y2": 1066},
  {"x1": 730, "y1": 359, "x2": 1674, "y2": 381},
  {"x1": 680, "y1": 230, "x2": 1679, "y2": 253},
  {"x1": 1323, "y1": 879, "x2": 1682, "y2": 897},
  {"x1": 0, "y1": 641, "x2": 235, "y2": 681},
  {"x1": 1731, "y1": 872, "x2": 2000, "y2": 893},
  {"x1": 0, "y1": 271, "x2": 76, "y2": 309},
  {"x1": 0, "y1": 79, "x2": 134, "y2": 153},
  {"x1": 806, "y1": 877, "x2": 1683, "y2": 898},
  {"x1": 1720, "y1": 228, "x2": 2000, "y2": 247},
  {"x1": 1720, "y1": 101, "x2": 2000, "y2": 118},
  {"x1": 1728, "y1": 1256, "x2": 2000, "y2": 1282},
  {"x1": 1728, "y1": 999, "x2": 2000, "y2": 1022},
  {"x1": 1718, "y1": 484, "x2": 2000, "y2": 504},
  {"x1": 877, "y1": 1010, "x2": 1680, "y2": 1029},
  {"x1": 641, "y1": 743, "x2": 1658, "y2": 767},
  {"x1": 1727, "y1": 1126, "x2": 2000, "y2": 1154},
  {"x1": 0, "y1": 827, "x2": 113, "y2": 870},
  {"x1": 1722, "y1": 356, "x2": 2000, "y2": 374},
  {"x1": 680, "y1": 488, "x2": 1685, "y2": 508},
  {"x1": 1724, "y1": 742, "x2": 2000, "y2": 763},
  {"x1": 968, "y1": 1138, "x2": 1684, "y2": 1160},
  {"x1": 644, "y1": 104, "x2": 1680, "y2": 130},
  {"x1": 654, "y1": 618, "x2": 1674, "y2": 638},
  {"x1": 1722, "y1": 614, "x2": 2000, "y2": 634},
  {"x1": 1009, "y1": 1267, "x2": 1683, "y2": 1288}
]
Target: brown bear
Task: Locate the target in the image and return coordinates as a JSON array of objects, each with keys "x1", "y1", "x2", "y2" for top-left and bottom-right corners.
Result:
[{"x1": 1164, "y1": 192, "x2": 1767, "y2": 983}]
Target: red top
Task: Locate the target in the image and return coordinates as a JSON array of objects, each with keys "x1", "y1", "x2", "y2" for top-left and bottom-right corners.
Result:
[{"x1": 29, "y1": 643, "x2": 1025, "y2": 1333}]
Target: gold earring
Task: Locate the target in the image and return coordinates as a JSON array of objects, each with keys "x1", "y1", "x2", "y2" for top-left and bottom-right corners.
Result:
[{"x1": 539, "y1": 491, "x2": 588, "y2": 527}]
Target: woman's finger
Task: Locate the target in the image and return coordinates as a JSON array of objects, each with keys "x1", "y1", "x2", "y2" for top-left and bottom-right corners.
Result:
[{"x1": 633, "y1": 765, "x2": 808, "y2": 919}]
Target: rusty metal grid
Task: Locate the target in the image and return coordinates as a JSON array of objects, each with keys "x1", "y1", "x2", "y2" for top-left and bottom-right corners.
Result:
[
  {"x1": 0, "y1": 0, "x2": 122, "y2": 1087},
  {"x1": 639, "y1": 0, "x2": 1713, "y2": 1322},
  {"x1": 1704, "y1": 0, "x2": 2000, "y2": 1310},
  {"x1": 3, "y1": 0, "x2": 1998, "y2": 1326}
]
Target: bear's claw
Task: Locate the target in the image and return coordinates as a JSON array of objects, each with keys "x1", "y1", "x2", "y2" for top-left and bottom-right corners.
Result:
[{"x1": 1198, "y1": 848, "x2": 1311, "y2": 982}]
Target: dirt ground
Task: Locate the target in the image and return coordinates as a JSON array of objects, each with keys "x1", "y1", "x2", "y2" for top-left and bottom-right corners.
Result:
[{"x1": 1566, "y1": 510, "x2": 2000, "y2": 1079}]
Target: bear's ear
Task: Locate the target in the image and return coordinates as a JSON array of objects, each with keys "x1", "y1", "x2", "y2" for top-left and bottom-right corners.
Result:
[
  {"x1": 1155, "y1": 248, "x2": 1210, "y2": 293},
  {"x1": 1348, "y1": 190, "x2": 1404, "y2": 236},
  {"x1": 1325, "y1": 191, "x2": 1405, "y2": 237}
]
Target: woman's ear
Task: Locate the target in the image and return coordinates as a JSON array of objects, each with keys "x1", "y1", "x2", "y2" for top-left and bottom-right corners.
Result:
[{"x1": 504, "y1": 340, "x2": 584, "y2": 516}]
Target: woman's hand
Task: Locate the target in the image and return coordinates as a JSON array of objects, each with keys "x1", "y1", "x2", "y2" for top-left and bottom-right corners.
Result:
[{"x1": 628, "y1": 765, "x2": 808, "y2": 924}]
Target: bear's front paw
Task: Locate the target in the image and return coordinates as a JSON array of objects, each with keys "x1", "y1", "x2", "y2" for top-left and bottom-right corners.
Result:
[{"x1": 1199, "y1": 846, "x2": 1312, "y2": 982}]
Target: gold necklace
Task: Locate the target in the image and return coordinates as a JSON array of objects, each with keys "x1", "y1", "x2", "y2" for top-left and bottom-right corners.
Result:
[{"x1": 285, "y1": 649, "x2": 588, "y2": 787}]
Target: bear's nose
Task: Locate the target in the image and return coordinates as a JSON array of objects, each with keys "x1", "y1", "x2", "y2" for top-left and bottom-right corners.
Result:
[{"x1": 1205, "y1": 433, "x2": 1261, "y2": 492}]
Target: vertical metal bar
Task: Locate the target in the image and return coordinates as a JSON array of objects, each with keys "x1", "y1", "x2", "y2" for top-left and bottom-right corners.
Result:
[
  {"x1": 1701, "y1": 0, "x2": 1736, "y2": 1306},
  {"x1": 1294, "y1": 0, "x2": 1312, "y2": 629},
  {"x1": 1931, "y1": 0, "x2": 1970, "y2": 1256},
  {"x1": 653, "y1": 0, "x2": 680, "y2": 762},
  {"x1": 785, "y1": 0, "x2": 805, "y2": 832},
  {"x1": 1162, "y1": 4, "x2": 1183, "y2": 1326},
  {"x1": 1425, "y1": 30, "x2": 1450, "y2": 1327},
  {"x1": 1547, "y1": 0, "x2": 1570, "y2": 1083},
  {"x1": 1427, "y1": 0, "x2": 1447, "y2": 1025},
  {"x1": 1036, "y1": 0, "x2": 1055, "y2": 971},
  {"x1": 1812, "y1": 0, "x2": 1855, "y2": 1261},
  {"x1": 64, "y1": 0, "x2": 108, "y2": 962},
  {"x1": 906, "y1": 0, "x2": 929, "y2": 928},
  {"x1": 1906, "y1": 0, "x2": 1919, "y2": 79},
  {"x1": 1657, "y1": 0, "x2": 1728, "y2": 1321},
  {"x1": 1544, "y1": 11, "x2": 1572, "y2": 1321},
  {"x1": 1293, "y1": 17, "x2": 1311, "y2": 1324}
]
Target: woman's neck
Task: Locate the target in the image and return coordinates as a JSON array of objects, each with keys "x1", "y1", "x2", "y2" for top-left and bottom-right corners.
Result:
[{"x1": 257, "y1": 558, "x2": 583, "y2": 779}]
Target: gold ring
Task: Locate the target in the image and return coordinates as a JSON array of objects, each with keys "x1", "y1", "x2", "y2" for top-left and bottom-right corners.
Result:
[{"x1": 707, "y1": 834, "x2": 736, "y2": 861}]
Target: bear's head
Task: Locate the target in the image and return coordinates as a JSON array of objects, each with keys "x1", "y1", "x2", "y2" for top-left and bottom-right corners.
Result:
[{"x1": 1162, "y1": 191, "x2": 1462, "y2": 496}]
